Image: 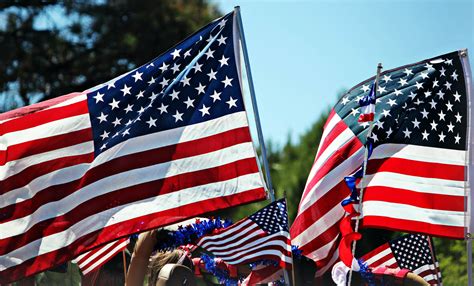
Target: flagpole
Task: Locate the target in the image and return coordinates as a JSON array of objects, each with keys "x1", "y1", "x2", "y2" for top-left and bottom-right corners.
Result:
[
  {"x1": 122, "y1": 250, "x2": 127, "y2": 281},
  {"x1": 348, "y1": 62, "x2": 383, "y2": 285},
  {"x1": 426, "y1": 236, "x2": 442, "y2": 285},
  {"x1": 234, "y1": 6, "x2": 275, "y2": 203}
]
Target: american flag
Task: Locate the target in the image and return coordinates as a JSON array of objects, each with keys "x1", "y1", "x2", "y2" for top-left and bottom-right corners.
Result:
[
  {"x1": 197, "y1": 199, "x2": 292, "y2": 268},
  {"x1": 0, "y1": 11, "x2": 267, "y2": 283},
  {"x1": 73, "y1": 237, "x2": 130, "y2": 275},
  {"x1": 290, "y1": 50, "x2": 471, "y2": 276},
  {"x1": 362, "y1": 234, "x2": 442, "y2": 285}
]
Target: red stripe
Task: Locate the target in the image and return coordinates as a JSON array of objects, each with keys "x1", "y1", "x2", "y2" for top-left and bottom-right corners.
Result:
[
  {"x1": 0, "y1": 188, "x2": 266, "y2": 283},
  {"x1": 78, "y1": 239, "x2": 128, "y2": 273},
  {"x1": 314, "y1": 239, "x2": 339, "y2": 275},
  {"x1": 0, "y1": 153, "x2": 94, "y2": 196},
  {"x1": 199, "y1": 222, "x2": 261, "y2": 249},
  {"x1": 0, "y1": 127, "x2": 254, "y2": 222},
  {"x1": 361, "y1": 243, "x2": 394, "y2": 268},
  {"x1": 246, "y1": 264, "x2": 282, "y2": 285},
  {"x1": 364, "y1": 186, "x2": 465, "y2": 211},
  {"x1": 0, "y1": 158, "x2": 260, "y2": 254},
  {"x1": 0, "y1": 100, "x2": 89, "y2": 136},
  {"x1": 361, "y1": 216, "x2": 465, "y2": 239},
  {"x1": 300, "y1": 136, "x2": 362, "y2": 206},
  {"x1": 323, "y1": 109, "x2": 336, "y2": 130},
  {"x1": 314, "y1": 119, "x2": 348, "y2": 162},
  {"x1": 358, "y1": 113, "x2": 374, "y2": 122},
  {"x1": 367, "y1": 157, "x2": 465, "y2": 181},
  {"x1": 0, "y1": 128, "x2": 93, "y2": 165}
]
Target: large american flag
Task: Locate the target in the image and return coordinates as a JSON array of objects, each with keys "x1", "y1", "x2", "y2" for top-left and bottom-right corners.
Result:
[
  {"x1": 0, "y1": 11, "x2": 267, "y2": 283},
  {"x1": 290, "y1": 50, "x2": 471, "y2": 276},
  {"x1": 197, "y1": 199, "x2": 292, "y2": 268},
  {"x1": 362, "y1": 234, "x2": 442, "y2": 285}
]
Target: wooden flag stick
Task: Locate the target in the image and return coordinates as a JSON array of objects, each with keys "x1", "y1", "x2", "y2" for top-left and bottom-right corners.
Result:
[{"x1": 122, "y1": 250, "x2": 127, "y2": 281}]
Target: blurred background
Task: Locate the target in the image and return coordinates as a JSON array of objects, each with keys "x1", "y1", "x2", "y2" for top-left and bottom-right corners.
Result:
[{"x1": 1, "y1": 0, "x2": 473, "y2": 285}]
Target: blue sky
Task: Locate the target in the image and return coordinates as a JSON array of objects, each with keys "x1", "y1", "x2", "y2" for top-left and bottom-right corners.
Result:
[{"x1": 215, "y1": 0, "x2": 473, "y2": 145}]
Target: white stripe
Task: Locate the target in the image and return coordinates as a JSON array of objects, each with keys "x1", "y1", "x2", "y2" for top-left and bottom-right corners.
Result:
[
  {"x1": 364, "y1": 247, "x2": 391, "y2": 266},
  {"x1": 371, "y1": 143, "x2": 467, "y2": 166},
  {"x1": 204, "y1": 227, "x2": 265, "y2": 252},
  {"x1": 208, "y1": 231, "x2": 289, "y2": 257},
  {"x1": 225, "y1": 249, "x2": 292, "y2": 265},
  {"x1": 362, "y1": 201, "x2": 465, "y2": 227},
  {"x1": 1, "y1": 112, "x2": 251, "y2": 208},
  {"x1": 292, "y1": 203, "x2": 344, "y2": 249},
  {"x1": 76, "y1": 240, "x2": 117, "y2": 266},
  {"x1": 360, "y1": 172, "x2": 466, "y2": 197},
  {"x1": 0, "y1": 114, "x2": 91, "y2": 149},
  {"x1": 298, "y1": 147, "x2": 364, "y2": 214},
  {"x1": 216, "y1": 237, "x2": 290, "y2": 262},
  {"x1": 0, "y1": 141, "x2": 93, "y2": 181},
  {"x1": 81, "y1": 239, "x2": 129, "y2": 274},
  {"x1": 0, "y1": 172, "x2": 263, "y2": 270},
  {"x1": 198, "y1": 220, "x2": 253, "y2": 246},
  {"x1": 306, "y1": 233, "x2": 339, "y2": 262},
  {"x1": 315, "y1": 247, "x2": 339, "y2": 277},
  {"x1": 359, "y1": 104, "x2": 374, "y2": 116},
  {"x1": 49, "y1": 94, "x2": 88, "y2": 109},
  {"x1": 0, "y1": 142, "x2": 258, "y2": 239},
  {"x1": 313, "y1": 112, "x2": 341, "y2": 158},
  {"x1": 198, "y1": 220, "x2": 257, "y2": 248}
]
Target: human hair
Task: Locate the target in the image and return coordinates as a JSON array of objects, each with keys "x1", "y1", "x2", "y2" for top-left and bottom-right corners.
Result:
[{"x1": 148, "y1": 250, "x2": 193, "y2": 286}]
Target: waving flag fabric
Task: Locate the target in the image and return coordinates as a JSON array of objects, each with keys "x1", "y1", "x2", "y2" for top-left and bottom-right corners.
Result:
[
  {"x1": 358, "y1": 83, "x2": 376, "y2": 122},
  {"x1": 0, "y1": 11, "x2": 267, "y2": 283},
  {"x1": 197, "y1": 199, "x2": 292, "y2": 268},
  {"x1": 362, "y1": 234, "x2": 442, "y2": 285},
  {"x1": 290, "y1": 50, "x2": 471, "y2": 276}
]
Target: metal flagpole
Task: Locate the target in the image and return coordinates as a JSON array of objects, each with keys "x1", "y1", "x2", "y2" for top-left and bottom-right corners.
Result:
[
  {"x1": 348, "y1": 62, "x2": 383, "y2": 285},
  {"x1": 234, "y1": 6, "x2": 276, "y2": 203}
]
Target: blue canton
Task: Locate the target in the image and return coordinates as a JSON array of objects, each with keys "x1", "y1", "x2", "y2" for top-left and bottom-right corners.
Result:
[
  {"x1": 86, "y1": 12, "x2": 243, "y2": 155},
  {"x1": 249, "y1": 199, "x2": 289, "y2": 234}
]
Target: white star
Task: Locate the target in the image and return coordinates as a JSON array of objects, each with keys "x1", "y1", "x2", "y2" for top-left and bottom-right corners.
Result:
[
  {"x1": 438, "y1": 131, "x2": 446, "y2": 142},
  {"x1": 360, "y1": 121, "x2": 370, "y2": 128},
  {"x1": 125, "y1": 119, "x2": 133, "y2": 126},
  {"x1": 455, "y1": 133, "x2": 461, "y2": 144},
  {"x1": 205, "y1": 49, "x2": 215, "y2": 59},
  {"x1": 171, "y1": 63, "x2": 180, "y2": 74},
  {"x1": 180, "y1": 75, "x2": 191, "y2": 86},
  {"x1": 444, "y1": 81, "x2": 452, "y2": 90},
  {"x1": 421, "y1": 130, "x2": 429, "y2": 140},
  {"x1": 159, "y1": 62, "x2": 169, "y2": 72},
  {"x1": 430, "y1": 120, "x2": 438, "y2": 131},
  {"x1": 387, "y1": 98, "x2": 397, "y2": 106},
  {"x1": 425, "y1": 63, "x2": 435, "y2": 71},
  {"x1": 107, "y1": 80, "x2": 116, "y2": 90},
  {"x1": 122, "y1": 128, "x2": 130, "y2": 137},
  {"x1": 403, "y1": 128, "x2": 412, "y2": 138},
  {"x1": 93, "y1": 92, "x2": 105, "y2": 103},
  {"x1": 218, "y1": 18, "x2": 227, "y2": 28},
  {"x1": 341, "y1": 97, "x2": 350, "y2": 105},
  {"x1": 109, "y1": 98, "x2": 120, "y2": 110},
  {"x1": 438, "y1": 110, "x2": 446, "y2": 121},
  {"x1": 207, "y1": 69, "x2": 217, "y2": 81},
  {"x1": 146, "y1": 116, "x2": 157, "y2": 128},
  {"x1": 217, "y1": 35, "x2": 227, "y2": 46},
  {"x1": 169, "y1": 89, "x2": 180, "y2": 100},
  {"x1": 158, "y1": 103, "x2": 168, "y2": 114},
  {"x1": 148, "y1": 76, "x2": 156, "y2": 86},
  {"x1": 446, "y1": 101, "x2": 453, "y2": 111},
  {"x1": 226, "y1": 97, "x2": 238, "y2": 108},
  {"x1": 421, "y1": 109, "x2": 429, "y2": 118},
  {"x1": 222, "y1": 76, "x2": 233, "y2": 87},
  {"x1": 193, "y1": 62, "x2": 203, "y2": 73},
  {"x1": 137, "y1": 106, "x2": 145, "y2": 115},
  {"x1": 146, "y1": 62, "x2": 154, "y2": 68},
  {"x1": 394, "y1": 89, "x2": 403, "y2": 96},
  {"x1": 361, "y1": 85, "x2": 370, "y2": 92},
  {"x1": 351, "y1": 108, "x2": 360, "y2": 116},
  {"x1": 195, "y1": 83, "x2": 206, "y2": 95},
  {"x1": 432, "y1": 78, "x2": 439, "y2": 88},
  {"x1": 124, "y1": 104, "x2": 133, "y2": 113},
  {"x1": 412, "y1": 118, "x2": 421, "y2": 128},
  {"x1": 100, "y1": 143, "x2": 107, "y2": 150},
  {"x1": 381, "y1": 109, "x2": 391, "y2": 117},
  {"x1": 112, "y1": 117, "x2": 122, "y2": 127},
  {"x1": 132, "y1": 71, "x2": 143, "y2": 82},
  {"x1": 440, "y1": 66, "x2": 446, "y2": 77},
  {"x1": 453, "y1": 91, "x2": 461, "y2": 102},
  {"x1": 160, "y1": 77, "x2": 169, "y2": 88},
  {"x1": 171, "y1": 49, "x2": 181, "y2": 59},
  {"x1": 136, "y1": 90, "x2": 145, "y2": 99},
  {"x1": 386, "y1": 127, "x2": 393, "y2": 137},
  {"x1": 370, "y1": 132, "x2": 378, "y2": 142},
  {"x1": 447, "y1": 122, "x2": 455, "y2": 132},
  {"x1": 210, "y1": 90, "x2": 221, "y2": 102},
  {"x1": 414, "y1": 98, "x2": 424, "y2": 105},
  {"x1": 429, "y1": 99, "x2": 437, "y2": 109},
  {"x1": 184, "y1": 97, "x2": 195, "y2": 108},
  {"x1": 382, "y1": 74, "x2": 392, "y2": 83},
  {"x1": 149, "y1": 92, "x2": 159, "y2": 101},
  {"x1": 100, "y1": 130, "x2": 110, "y2": 140},
  {"x1": 377, "y1": 86, "x2": 386, "y2": 94},
  {"x1": 219, "y1": 55, "x2": 229, "y2": 67},
  {"x1": 121, "y1": 84, "x2": 131, "y2": 96},
  {"x1": 172, "y1": 110, "x2": 184, "y2": 122},
  {"x1": 399, "y1": 78, "x2": 408, "y2": 86},
  {"x1": 437, "y1": 90, "x2": 445, "y2": 99},
  {"x1": 424, "y1": 90, "x2": 432, "y2": 98},
  {"x1": 97, "y1": 112, "x2": 108, "y2": 123},
  {"x1": 455, "y1": 112, "x2": 462, "y2": 123},
  {"x1": 183, "y1": 49, "x2": 191, "y2": 58},
  {"x1": 415, "y1": 81, "x2": 423, "y2": 90},
  {"x1": 199, "y1": 105, "x2": 210, "y2": 116},
  {"x1": 419, "y1": 72, "x2": 429, "y2": 79},
  {"x1": 374, "y1": 120, "x2": 384, "y2": 129},
  {"x1": 445, "y1": 59, "x2": 453, "y2": 65},
  {"x1": 404, "y1": 68, "x2": 414, "y2": 76},
  {"x1": 408, "y1": 91, "x2": 417, "y2": 100}
]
